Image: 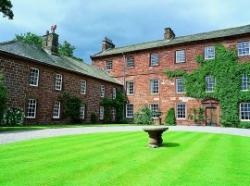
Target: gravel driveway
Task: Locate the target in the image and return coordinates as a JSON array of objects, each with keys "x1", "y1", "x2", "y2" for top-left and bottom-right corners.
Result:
[{"x1": 0, "y1": 126, "x2": 249, "y2": 144}]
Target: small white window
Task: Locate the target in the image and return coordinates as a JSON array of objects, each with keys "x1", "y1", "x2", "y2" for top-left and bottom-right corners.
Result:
[
  {"x1": 126, "y1": 104, "x2": 134, "y2": 118},
  {"x1": 126, "y1": 81, "x2": 134, "y2": 95},
  {"x1": 176, "y1": 50, "x2": 185, "y2": 63},
  {"x1": 127, "y1": 56, "x2": 135, "y2": 68},
  {"x1": 205, "y1": 75, "x2": 216, "y2": 93},
  {"x1": 150, "y1": 53, "x2": 159, "y2": 66},
  {"x1": 241, "y1": 74, "x2": 249, "y2": 91},
  {"x1": 100, "y1": 85, "x2": 105, "y2": 97},
  {"x1": 52, "y1": 101, "x2": 61, "y2": 119},
  {"x1": 238, "y1": 42, "x2": 250, "y2": 57},
  {"x1": 26, "y1": 99, "x2": 37, "y2": 119},
  {"x1": 204, "y1": 46, "x2": 215, "y2": 60},
  {"x1": 240, "y1": 102, "x2": 250, "y2": 121},
  {"x1": 150, "y1": 79, "x2": 159, "y2": 94},
  {"x1": 80, "y1": 80, "x2": 87, "y2": 95},
  {"x1": 176, "y1": 78, "x2": 185, "y2": 93},
  {"x1": 111, "y1": 107, "x2": 116, "y2": 121},
  {"x1": 55, "y1": 74, "x2": 63, "y2": 91},
  {"x1": 112, "y1": 88, "x2": 116, "y2": 99},
  {"x1": 106, "y1": 60, "x2": 112, "y2": 70},
  {"x1": 150, "y1": 104, "x2": 160, "y2": 118},
  {"x1": 99, "y1": 106, "x2": 104, "y2": 120},
  {"x1": 176, "y1": 103, "x2": 186, "y2": 119},
  {"x1": 80, "y1": 105, "x2": 86, "y2": 120},
  {"x1": 29, "y1": 68, "x2": 39, "y2": 86}
]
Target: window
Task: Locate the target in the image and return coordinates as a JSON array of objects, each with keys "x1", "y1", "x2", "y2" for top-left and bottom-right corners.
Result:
[
  {"x1": 106, "y1": 60, "x2": 113, "y2": 70},
  {"x1": 29, "y1": 68, "x2": 39, "y2": 86},
  {"x1": 241, "y1": 74, "x2": 249, "y2": 91},
  {"x1": 150, "y1": 53, "x2": 159, "y2": 66},
  {"x1": 150, "y1": 79, "x2": 159, "y2": 94},
  {"x1": 26, "y1": 99, "x2": 37, "y2": 119},
  {"x1": 99, "y1": 106, "x2": 104, "y2": 120},
  {"x1": 80, "y1": 80, "x2": 87, "y2": 95},
  {"x1": 240, "y1": 103, "x2": 250, "y2": 121},
  {"x1": 111, "y1": 107, "x2": 116, "y2": 121},
  {"x1": 176, "y1": 103, "x2": 186, "y2": 119},
  {"x1": 80, "y1": 105, "x2": 86, "y2": 120},
  {"x1": 52, "y1": 101, "x2": 61, "y2": 119},
  {"x1": 112, "y1": 88, "x2": 116, "y2": 99},
  {"x1": 205, "y1": 75, "x2": 216, "y2": 92},
  {"x1": 176, "y1": 50, "x2": 185, "y2": 63},
  {"x1": 126, "y1": 81, "x2": 134, "y2": 95},
  {"x1": 204, "y1": 46, "x2": 215, "y2": 60},
  {"x1": 100, "y1": 85, "x2": 105, "y2": 97},
  {"x1": 126, "y1": 104, "x2": 134, "y2": 118},
  {"x1": 127, "y1": 56, "x2": 135, "y2": 68},
  {"x1": 176, "y1": 78, "x2": 185, "y2": 93},
  {"x1": 238, "y1": 42, "x2": 250, "y2": 57},
  {"x1": 150, "y1": 104, "x2": 160, "y2": 118},
  {"x1": 55, "y1": 74, "x2": 63, "y2": 91}
]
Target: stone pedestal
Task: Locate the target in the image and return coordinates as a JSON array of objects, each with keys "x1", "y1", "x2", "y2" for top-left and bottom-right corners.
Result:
[{"x1": 143, "y1": 126, "x2": 168, "y2": 148}]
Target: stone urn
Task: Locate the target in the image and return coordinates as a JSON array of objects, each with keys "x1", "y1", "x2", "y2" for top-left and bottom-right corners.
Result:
[{"x1": 143, "y1": 126, "x2": 169, "y2": 148}]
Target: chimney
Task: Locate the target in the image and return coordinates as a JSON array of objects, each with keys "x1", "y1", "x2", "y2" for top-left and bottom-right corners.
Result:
[
  {"x1": 164, "y1": 27, "x2": 175, "y2": 40},
  {"x1": 102, "y1": 37, "x2": 115, "y2": 51},
  {"x1": 42, "y1": 25, "x2": 59, "y2": 55}
]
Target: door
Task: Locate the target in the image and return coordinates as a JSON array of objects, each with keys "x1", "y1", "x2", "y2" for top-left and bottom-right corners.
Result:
[{"x1": 205, "y1": 107, "x2": 217, "y2": 126}]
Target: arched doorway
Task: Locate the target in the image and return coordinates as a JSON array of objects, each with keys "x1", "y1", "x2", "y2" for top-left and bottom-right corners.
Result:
[{"x1": 202, "y1": 99, "x2": 220, "y2": 126}]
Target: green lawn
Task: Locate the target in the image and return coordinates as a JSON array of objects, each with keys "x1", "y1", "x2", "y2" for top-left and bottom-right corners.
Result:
[{"x1": 0, "y1": 132, "x2": 250, "y2": 186}]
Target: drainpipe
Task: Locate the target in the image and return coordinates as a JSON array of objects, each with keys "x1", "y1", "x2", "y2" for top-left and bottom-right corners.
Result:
[{"x1": 122, "y1": 52, "x2": 126, "y2": 120}]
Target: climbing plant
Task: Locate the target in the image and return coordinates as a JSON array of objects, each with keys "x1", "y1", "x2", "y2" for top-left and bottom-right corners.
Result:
[{"x1": 165, "y1": 45, "x2": 250, "y2": 127}]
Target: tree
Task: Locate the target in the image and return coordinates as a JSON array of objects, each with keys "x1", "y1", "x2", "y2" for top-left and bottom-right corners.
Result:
[
  {"x1": 15, "y1": 32, "x2": 43, "y2": 47},
  {"x1": 0, "y1": 72, "x2": 8, "y2": 124},
  {"x1": 59, "y1": 41, "x2": 83, "y2": 61},
  {"x1": 0, "y1": 0, "x2": 14, "y2": 19}
]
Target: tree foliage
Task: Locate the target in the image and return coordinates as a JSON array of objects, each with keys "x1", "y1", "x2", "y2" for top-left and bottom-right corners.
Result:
[
  {"x1": 0, "y1": 0, "x2": 14, "y2": 19},
  {"x1": 164, "y1": 108, "x2": 176, "y2": 125},
  {"x1": 0, "y1": 72, "x2": 8, "y2": 124},
  {"x1": 16, "y1": 32, "x2": 43, "y2": 47},
  {"x1": 58, "y1": 41, "x2": 75, "y2": 57},
  {"x1": 134, "y1": 106, "x2": 154, "y2": 125},
  {"x1": 165, "y1": 45, "x2": 250, "y2": 127}
]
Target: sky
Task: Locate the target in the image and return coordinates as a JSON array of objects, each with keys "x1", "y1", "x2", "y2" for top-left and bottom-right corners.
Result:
[{"x1": 0, "y1": 0, "x2": 250, "y2": 63}]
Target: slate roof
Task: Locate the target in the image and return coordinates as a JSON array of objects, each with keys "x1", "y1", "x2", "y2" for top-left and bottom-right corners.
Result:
[
  {"x1": 0, "y1": 40, "x2": 120, "y2": 84},
  {"x1": 92, "y1": 24, "x2": 250, "y2": 58}
]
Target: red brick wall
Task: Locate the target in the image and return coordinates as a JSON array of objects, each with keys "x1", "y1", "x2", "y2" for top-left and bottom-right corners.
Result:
[
  {"x1": 92, "y1": 36, "x2": 250, "y2": 125},
  {"x1": 0, "y1": 55, "x2": 122, "y2": 124}
]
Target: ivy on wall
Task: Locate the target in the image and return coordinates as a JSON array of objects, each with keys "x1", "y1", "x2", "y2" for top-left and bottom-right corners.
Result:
[{"x1": 165, "y1": 45, "x2": 250, "y2": 127}]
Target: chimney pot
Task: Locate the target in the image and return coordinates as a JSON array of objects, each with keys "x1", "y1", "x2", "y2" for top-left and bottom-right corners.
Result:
[{"x1": 164, "y1": 27, "x2": 175, "y2": 40}]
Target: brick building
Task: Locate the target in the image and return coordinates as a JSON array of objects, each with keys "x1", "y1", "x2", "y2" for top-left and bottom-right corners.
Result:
[
  {"x1": 0, "y1": 31, "x2": 122, "y2": 124},
  {"x1": 91, "y1": 25, "x2": 250, "y2": 126}
]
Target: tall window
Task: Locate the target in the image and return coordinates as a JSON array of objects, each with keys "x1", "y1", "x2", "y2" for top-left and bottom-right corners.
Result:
[
  {"x1": 29, "y1": 68, "x2": 39, "y2": 86},
  {"x1": 176, "y1": 103, "x2": 186, "y2": 119},
  {"x1": 26, "y1": 99, "x2": 37, "y2": 119},
  {"x1": 127, "y1": 56, "x2": 135, "y2": 68},
  {"x1": 80, "y1": 80, "x2": 87, "y2": 94},
  {"x1": 126, "y1": 81, "x2": 134, "y2": 95},
  {"x1": 126, "y1": 104, "x2": 134, "y2": 118},
  {"x1": 150, "y1": 79, "x2": 159, "y2": 94},
  {"x1": 150, "y1": 53, "x2": 159, "y2": 66},
  {"x1": 240, "y1": 102, "x2": 250, "y2": 121},
  {"x1": 176, "y1": 50, "x2": 185, "y2": 63},
  {"x1": 106, "y1": 60, "x2": 113, "y2": 70},
  {"x1": 241, "y1": 74, "x2": 249, "y2": 91},
  {"x1": 204, "y1": 46, "x2": 215, "y2": 60},
  {"x1": 52, "y1": 101, "x2": 61, "y2": 119},
  {"x1": 112, "y1": 88, "x2": 116, "y2": 99},
  {"x1": 55, "y1": 74, "x2": 63, "y2": 91},
  {"x1": 111, "y1": 107, "x2": 116, "y2": 121},
  {"x1": 99, "y1": 106, "x2": 104, "y2": 120},
  {"x1": 150, "y1": 104, "x2": 159, "y2": 118},
  {"x1": 80, "y1": 105, "x2": 86, "y2": 120},
  {"x1": 176, "y1": 78, "x2": 185, "y2": 93},
  {"x1": 205, "y1": 75, "x2": 216, "y2": 92},
  {"x1": 238, "y1": 42, "x2": 250, "y2": 57},
  {"x1": 100, "y1": 85, "x2": 105, "y2": 97}
]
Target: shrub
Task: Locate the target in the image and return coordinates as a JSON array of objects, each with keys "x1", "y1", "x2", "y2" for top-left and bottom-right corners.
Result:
[
  {"x1": 164, "y1": 108, "x2": 176, "y2": 125},
  {"x1": 134, "y1": 106, "x2": 153, "y2": 125},
  {"x1": 3, "y1": 107, "x2": 24, "y2": 126},
  {"x1": 188, "y1": 107, "x2": 205, "y2": 124},
  {"x1": 90, "y1": 112, "x2": 97, "y2": 124},
  {"x1": 239, "y1": 122, "x2": 250, "y2": 129},
  {"x1": 0, "y1": 73, "x2": 8, "y2": 124}
]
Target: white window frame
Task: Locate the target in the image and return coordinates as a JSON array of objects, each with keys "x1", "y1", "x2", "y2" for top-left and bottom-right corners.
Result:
[
  {"x1": 240, "y1": 102, "x2": 250, "y2": 121},
  {"x1": 80, "y1": 80, "x2": 87, "y2": 95},
  {"x1": 29, "y1": 67, "x2": 39, "y2": 87},
  {"x1": 127, "y1": 56, "x2": 135, "y2": 68},
  {"x1": 99, "y1": 106, "x2": 104, "y2": 120},
  {"x1": 112, "y1": 88, "x2": 116, "y2": 99},
  {"x1": 176, "y1": 50, "x2": 186, "y2": 63},
  {"x1": 150, "y1": 104, "x2": 160, "y2": 118},
  {"x1": 237, "y1": 41, "x2": 250, "y2": 57},
  {"x1": 204, "y1": 46, "x2": 215, "y2": 60},
  {"x1": 205, "y1": 75, "x2": 216, "y2": 93},
  {"x1": 126, "y1": 81, "x2": 134, "y2": 95},
  {"x1": 80, "y1": 105, "x2": 86, "y2": 120},
  {"x1": 55, "y1": 74, "x2": 63, "y2": 91},
  {"x1": 150, "y1": 53, "x2": 159, "y2": 67},
  {"x1": 26, "y1": 99, "x2": 37, "y2": 119},
  {"x1": 176, "y1": 78, "x2": 185, "y2": 94},
  {"x1": 150, "y1": 79, "x2": 159, "y2": 94},
  {"x1": 176, "y1": 102, "x2": 186, "y2": 120},
  {"x1": 126, "y1": 104, "x2": 134, "y2": 118},
  {"x1": 52, "y1": 101, "x2": 61, "y2": 119},
  {"x1": 106, "y1": 60, "x2": 113, "y2": 70},
  {"x1": 241, "y1": 74, "x2": 249, "y2": 91},
  {"x1": 100, "y1": 85, "x2": 105, "y2": 97}
]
